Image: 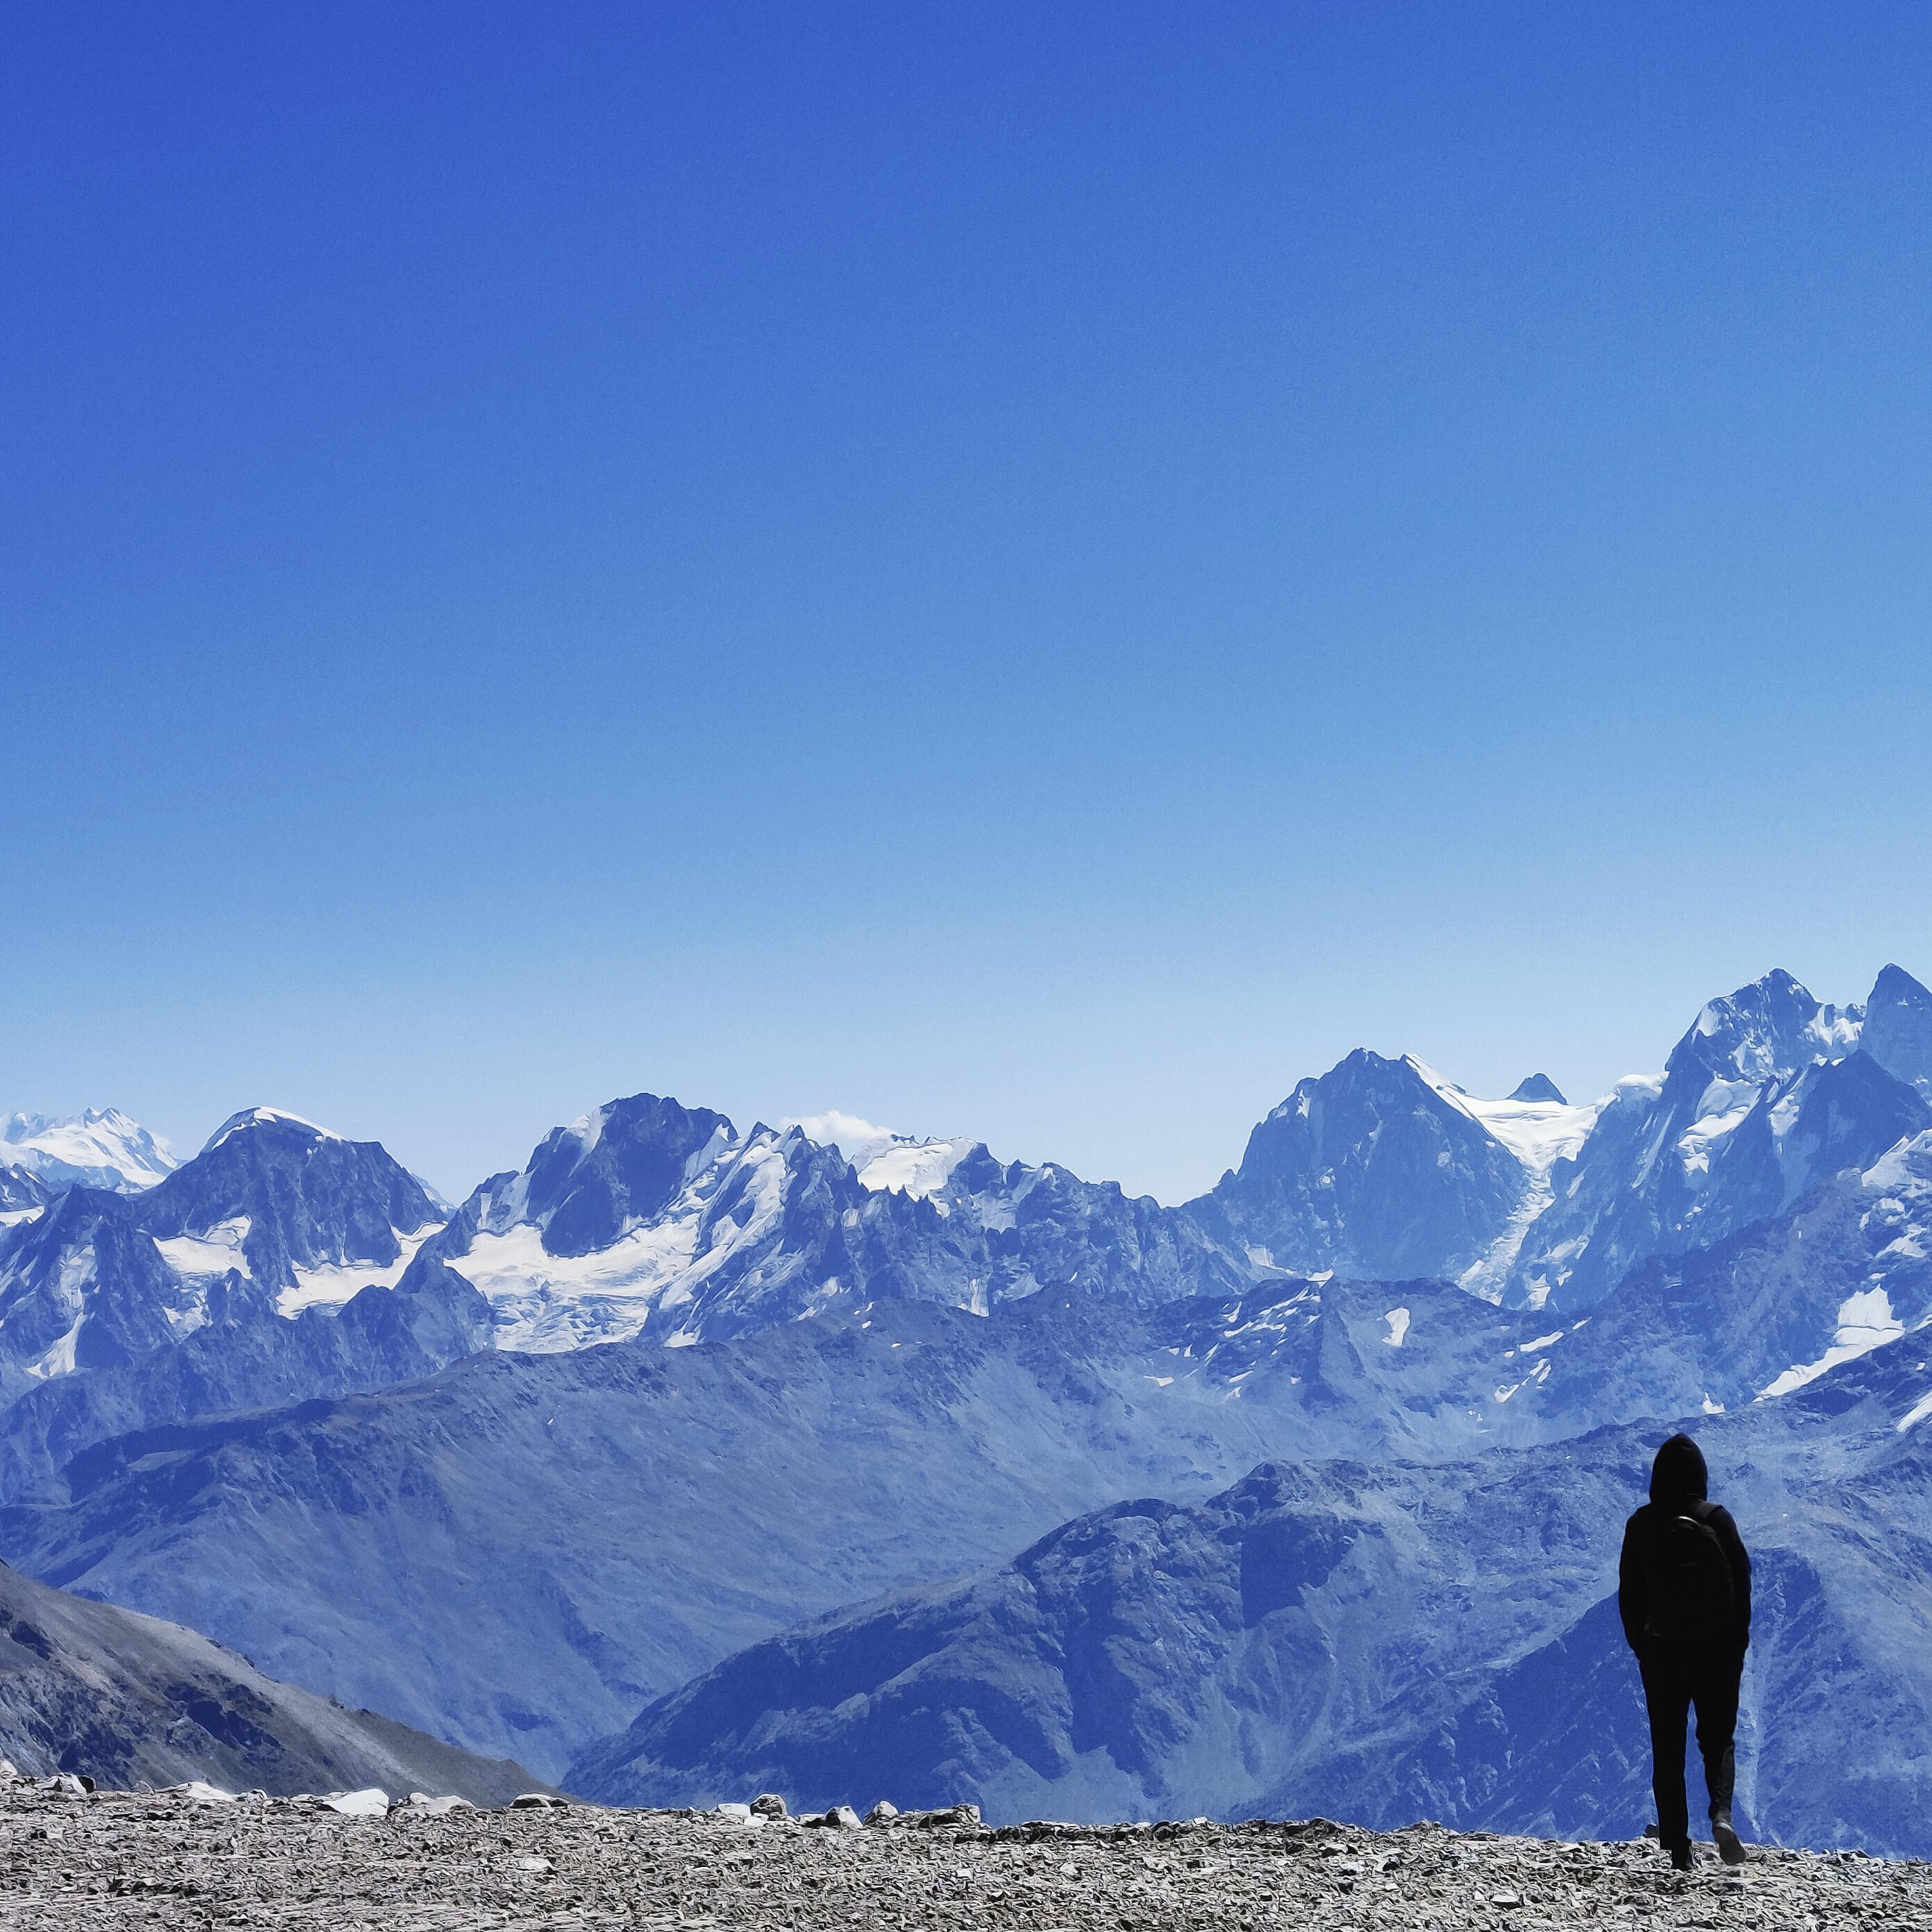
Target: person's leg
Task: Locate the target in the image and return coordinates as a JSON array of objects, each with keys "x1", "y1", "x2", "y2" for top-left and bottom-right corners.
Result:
[
  {"x1": 1640, "y1": 1653, "x2": 1692, "y2": 1855},
  {"x1": 1694, "y1": 1654, "x2": 1747, "y2": 1863}
]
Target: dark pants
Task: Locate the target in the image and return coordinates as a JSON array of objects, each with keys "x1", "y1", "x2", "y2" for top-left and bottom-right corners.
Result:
[{"x1": 1640, "y1": 1647, "x2": 1742, "y2": 1848}]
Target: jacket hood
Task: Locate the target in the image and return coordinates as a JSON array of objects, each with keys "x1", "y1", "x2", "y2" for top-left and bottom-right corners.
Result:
[{"x1": 1650, "y1": 1432, "x2": 1709, "y2": 1502}]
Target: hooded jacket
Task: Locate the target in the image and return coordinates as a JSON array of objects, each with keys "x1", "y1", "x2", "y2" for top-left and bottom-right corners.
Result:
[{"x1": 1617, "y1": 1433, "x2": 1752, "y2": 1657}]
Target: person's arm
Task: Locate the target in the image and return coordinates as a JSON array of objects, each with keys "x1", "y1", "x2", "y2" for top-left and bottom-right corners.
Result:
[
  {"x1": 1618, "y1": 1513, "x2": 1646, "y2": 1656},
  {"x1": 1713, "y1": 1505, "x2": 1751, "y2": 1654}
]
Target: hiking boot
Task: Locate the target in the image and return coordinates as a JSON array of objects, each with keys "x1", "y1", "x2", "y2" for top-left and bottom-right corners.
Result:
[
  {"x1": 1669, "y1": 1841, "x2": 1695, "y2": 1871},
  {"x1": 1712, "y1": 1818, "x2": 1750, "y2": 1866}
]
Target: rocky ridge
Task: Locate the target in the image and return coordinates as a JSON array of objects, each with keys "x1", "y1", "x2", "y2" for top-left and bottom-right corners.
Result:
[
  {"x1": 0, "y1": 1558, "x2": 545, "y2": 1807},
  {"x1": 0, "y1": 1780, "x2": 1922, "y2": 1931}
]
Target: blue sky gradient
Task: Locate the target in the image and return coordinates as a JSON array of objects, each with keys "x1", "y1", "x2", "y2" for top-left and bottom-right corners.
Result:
[{"x1": 6, "y1": 2, "x2": 1931, "y2": 1198}]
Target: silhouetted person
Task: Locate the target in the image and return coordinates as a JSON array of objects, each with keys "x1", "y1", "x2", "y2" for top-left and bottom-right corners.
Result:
[{"x1": 1618, "y1": 1433, "x2": 1752, "y2": 1870}]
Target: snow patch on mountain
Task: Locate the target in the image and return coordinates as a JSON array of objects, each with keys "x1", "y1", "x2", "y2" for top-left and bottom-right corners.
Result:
[
  {"x1": 200, "y1": 1108, "x2": 338, "y2": 1154},
  {"x1": 153, "y1": 1217, "x2": 252, "y2": 1280},
  {"x1": 2, "y1": 1110, "x2": 177, "y2": 1193},
  {"x1": 1506, "y1": 969, "x2": 1932, "y2": 1310},
  {"x1": 854, "y1": 1137, "x2": 976, "y2": 1201},
  {"x1": 277, "y1": 1225, "x2": 445, "y2": 1316},
  {"x1": 1406, "y1": 1059, "x2": 1603, "y2": 1174},
  {"x1": 1761, "y1": 1288, "x2": 1908, "y2": 1398},
  {"x1": 782, "y1": 1113, "x2": 979, "y2": 1203},
  {"x1": 1897, "y1": 1386, "x2": 1932, "y2": 1432}
]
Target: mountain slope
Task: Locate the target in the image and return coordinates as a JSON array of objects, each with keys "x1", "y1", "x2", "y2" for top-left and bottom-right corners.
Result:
[
  {"x1": 0, "y1": 1558, "x2": 543, "y2": 1801},
  {"x1": 0, "y1": 1282, "x2": 1584, "y2": 1779},
  {"x1": 140, "y1": 1108, "x2": 445, "y2": 1306},
  {"x1": 0, "y1": 1111, "x2": 485, "y2": 1477},
  {"x1": 1861, "y1": 961, "x2": 1932, "y2": 1099},
  {"x1": 572, "y1": 1334, "x2": 1932, "y2": 1855},
  {"x1": 5, "y1": 964, "x2": 1926, "y2": 1429}
]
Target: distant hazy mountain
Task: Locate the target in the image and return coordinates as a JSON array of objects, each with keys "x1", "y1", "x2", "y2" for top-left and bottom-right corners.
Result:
[
  {"x1": 14, "y1": 1110, "x2": 1932, "y2": 1785},
  {"x1": 415, "y1": 1090, "x2": 1247, "y2": 1354},
  {"x1": 1185, "y1": 967, "x2": 1932, "y2": 1315},
  {"x1": 1, "y1": 1287, "x2": 1518, "y2": 1777},
  {"x1": 2, "y1": 1110, "x2": 176, "y2": 1193},
  {"x1": 0, "y1": 1108, "x2": 481, "y2": 1452},
  {"x1": 0, "y1": 1167, "x2": 50, "y2": 1219}
]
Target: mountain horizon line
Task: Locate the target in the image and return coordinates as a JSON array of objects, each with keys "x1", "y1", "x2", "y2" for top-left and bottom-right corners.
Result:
[{"x1": 10, "y1": 960, "x2": 1929, "y2": 1216}]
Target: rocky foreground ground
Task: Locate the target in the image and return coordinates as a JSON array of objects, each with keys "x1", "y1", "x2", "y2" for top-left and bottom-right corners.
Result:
[{"x1": 0, "y1": 1776, "x2": 1924, "y2": 1931}]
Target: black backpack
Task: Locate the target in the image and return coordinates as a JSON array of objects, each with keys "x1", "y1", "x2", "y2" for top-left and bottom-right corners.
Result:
[{"x1": 1642, "y1": 1500, "x2": 1736, "y2": 1646}]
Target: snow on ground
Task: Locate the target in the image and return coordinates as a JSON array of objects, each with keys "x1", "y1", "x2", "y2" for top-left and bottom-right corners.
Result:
[
  {"x1": 1862, "y1": 1130, "x2": 1932, "y2": 1200},
  {"x1": 154, "y1": 1217, "x2": 253, "y2": 1279},
  {"x1": 24, "y1": 1314, "x2": 84, "y2": 1381},
  {"x1": 276, "y1": 1226, "x2": 444, "y2": 1317},
  {"x1": 1760, "y1": 1288, "x2": 1908, "y2": 1399},
  {"x1": 1381, "y1": 1307, "x2": 1410, "y2": 1347},
  {"x1": 1405, "y1": 1061, "x2": 1604, "y2": 1176},
  {"x1": 200, "y1": 1108, "x2": 337, "y2": 1153},
  {"x1": 855, "y1": 1137, "x2": 976, "y2": 1201},
  {"x1": 781, "y1": 1114, "x2": 979, "y2": 1204},
  {"x1": 1676, "y1": 1077, "x2": 1762, "y2": 1178},
  {"x1": 456, "y1": 1135, "x2": 793, "y2": 1351}
]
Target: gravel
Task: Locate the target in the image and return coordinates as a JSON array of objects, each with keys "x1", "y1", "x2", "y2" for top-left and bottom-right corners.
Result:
[{"x1": 0, "y1": 1776, "x2": 1924, "y2": 1930}]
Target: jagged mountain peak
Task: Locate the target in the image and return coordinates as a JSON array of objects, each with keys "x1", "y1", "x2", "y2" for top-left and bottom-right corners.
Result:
[
  {"x1": 495, "y1": 1091, "x2": 739, "y2": 1260},
  {"x1": 1674, "y1": 968, "x2": 1861, "y2": 1087},
  {"x1": 0, "y1": 1167, "x2": 49, "y2": 1217},
  {"x1": 1862, "y1": 963, "x2": 1932, "y2": 1100},
  {"x1": 1200, "y1": 1047, "x2": 1538, "y2": 1283},
  {"x1": 1871, "y1": 961, "x2": 1931, "y2": 1000},
  {"x1": 1509, "y1": 1074, "x2": 1567, "y2": 1104},
  {"x1": 1502, "y1": 968, "x2": 1927, "y2": 1312},
  {"x1": 138, "y1": 1110, "x2": 444, "y2": 1300}
]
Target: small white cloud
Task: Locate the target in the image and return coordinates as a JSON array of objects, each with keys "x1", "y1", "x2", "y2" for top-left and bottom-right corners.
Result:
[{"x1": 781, "y1": 1112, "x2": 900, "y2": 1164}]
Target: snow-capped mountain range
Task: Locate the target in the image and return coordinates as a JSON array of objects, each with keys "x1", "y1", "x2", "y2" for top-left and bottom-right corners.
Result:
[
  {"x1": 5, "y1": 965, "x2": 1932, "y2": 1425},
  {"x1": 6, "y1": 964, "x2": 1932, "y2": 1845}
]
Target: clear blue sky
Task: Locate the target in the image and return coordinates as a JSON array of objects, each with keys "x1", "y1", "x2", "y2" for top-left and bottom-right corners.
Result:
[{"x1": 6, "y1": 2, "x2": 1930, "y2": 1201}]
